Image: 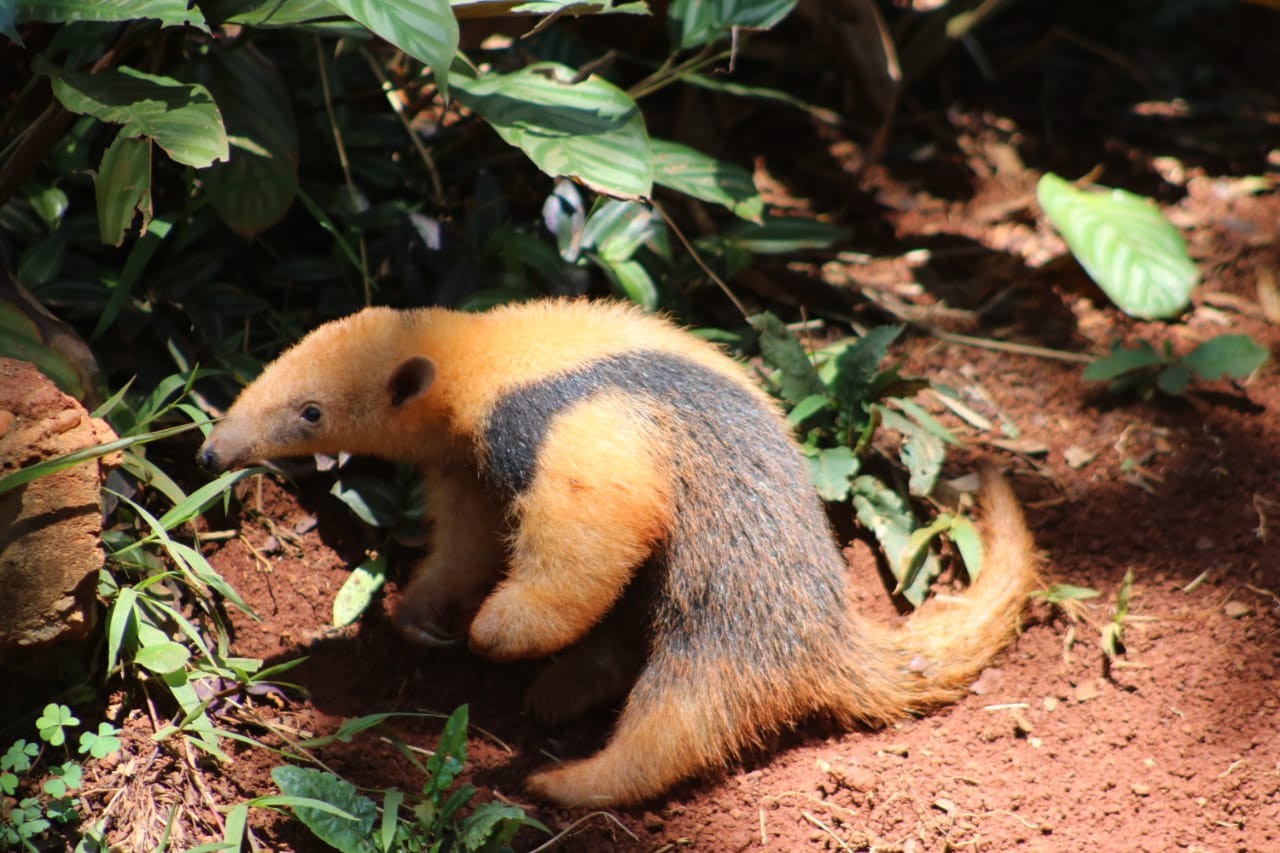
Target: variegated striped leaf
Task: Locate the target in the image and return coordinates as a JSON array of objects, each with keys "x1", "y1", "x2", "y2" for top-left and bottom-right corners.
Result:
[
  {"x1": 452, "y1": 0, "x2": 649, "y2": 17},
  {"x1": 38, "y1": 59, "x2": 228, "y2": 168},
  {"x1": 651, "y1": 138, "x2": 763, "y2": 222},
  {"x1": 222, "y1": 0, "x2": 344, "y2": 27},
  {"x1": 455, "y1": 63, "x2": 653, "y2": 199},
  {"x1": 1037, "y1": 172, "x2": 1199, "y2": 320},
  {"x1": 328, "y1": 0, "x2": 458, "y2": 98},
  {"x1": 668, "y1": 0, "x2": 795, "y2": 50},
  {"x1": 15, "y1": 0, "x2": 206, "y2": 29}
]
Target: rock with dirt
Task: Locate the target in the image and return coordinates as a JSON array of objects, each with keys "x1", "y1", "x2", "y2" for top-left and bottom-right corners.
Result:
[{"x1": 0, "y1": 357, "x2": 118, "y2": 656}]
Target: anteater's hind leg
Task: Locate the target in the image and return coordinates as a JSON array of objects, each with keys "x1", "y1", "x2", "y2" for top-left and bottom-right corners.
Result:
[
  {"x1": 468, "y1": 393, "x2": 672, "y2": 662},
  {"x1": 526, "y1": 664, "x2": 730, "y2": 807},
  {"x1": 524, "y1": 581, "x2": 649, "y2": 726}
]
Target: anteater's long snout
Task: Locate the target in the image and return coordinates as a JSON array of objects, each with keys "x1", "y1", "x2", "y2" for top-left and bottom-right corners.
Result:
[{"x1": 195, "y1": 441, "x2": 223, "y2": 473}]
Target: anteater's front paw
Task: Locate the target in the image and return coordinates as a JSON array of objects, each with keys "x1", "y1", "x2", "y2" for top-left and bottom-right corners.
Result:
[{"x1": 469, "y1": 590, "x2": 582, "y2": 662}]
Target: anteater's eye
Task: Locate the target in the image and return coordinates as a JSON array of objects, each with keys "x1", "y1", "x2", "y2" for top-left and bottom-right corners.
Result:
[{"x1": 300, "y1": 404, "x2": 322, "y2": 425}]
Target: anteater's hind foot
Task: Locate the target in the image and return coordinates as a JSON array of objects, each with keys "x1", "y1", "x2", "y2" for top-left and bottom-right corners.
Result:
[{"x1": 526, "y1": 680, "x2": 722, "y2": 807}]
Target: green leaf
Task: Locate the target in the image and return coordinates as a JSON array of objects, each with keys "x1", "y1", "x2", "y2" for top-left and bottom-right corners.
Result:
[
  {"x1": 831, "y1": 326, "x2": 902, "y2": 416},
  {"x1": 1181, "y1": 334, "x2": 1269, "y2": 382},
  {"x1": 1031, "y1": 583, "x2": 1101, "y2": 603},
  {"x1": 15, "y1": 0, "x2": 207, "y2": 28},
  {"x1": 27, "y1": 185, "x2": 68, "y2": 229},
  {"x1": 78, "y1": 723, "x2": 122, "y2": 760},
  {"x1": 332, "y1": 555, "x2": 388, "y2": 628},
  {"x1": 804, "y1": 445, "x2": 858, "y2": 501},
  {"x1": 331, "y1": 476, "x2": 402, "y2": 527},
  {"x1": 2, "y1": 740, "x2": 38, "y2": 774},
  {"x1": 379, "y1": 788, "x2": 403, "y2": 853},
  {"x1": 949, "y1": 516, "x2": 983, "y2": 582},
  {"x1": 1037, "y1": 172, "x2": 1200, "y2": 319},
  {"x1": 898, "y1": 512, "x2": 952, "y2": 602},
  {"x1": 751, "y1": 311, "x2": 824, "y2": 404},
  {"x1": 271, "y1": 766, "x2": 379, "y2": 853},
  {"x1": 95, "y1": 133, "x2": 152, "y2": 246},
  {"x1": 650, "y1": 139, "x2": 762, "y2": 223},
  {"x1": 328, "y1": 0, "x2": 458, "y2": 99},
  {"x1": 851, "y1": 476, "x2": 938, "y2": 607},
  {"x1": 455, "y1": 62, "x2": 653, "y2": 199},
  {"x1": 220, "y1": 0, "x2": 344, "y2": 26},
  {"x1": 1155, "y1": 362, "x2": 1191, "y2": 396},
  {"x1": 596, "y1": 257, "x2": 658, "y2": 309},
  {"x1": 667, "y1": 0, "x2": 795, "y2": 49},
  {"x1": 458, "y1": 801, "x2": 539, "y2": 852},
  {"x1": 581, "y1": 199, "x2": 661, "y2": 261},
  {"x1": 1082, "y1": 340, "x2": 1166, "y2": 382},
  {"x1": 880, "y1": 407, "x2": 944, "y2": 497},
  {"x1": 47, "y1": 762, "x2": 82, "y2": 794},
  {"x1": 0, "y1": 303, "x2": 85, "y2": 397},
  {"x1": 786, "y1": 393, "x2": 829, "y2": 426},
  {"x1": 134, "y1": 641, "x2": 191, "y2": 675},
  {"x1": 194, "y1": 47, "x2": 299, "y2": 238},
  {"x1": 16, "y1": 228, "x2": 64, "y2": 286},
  {"x1": 453, "y1": 0, "x2": 647, "y2": 15},
  {"x1": 425, "y1": 705, "x2": 469, "y2": 796},
  {"x1": 36, "y1": 59, "x2": 229, "y2": 168},
  {"x1": 36, "y1": 704, "x2": 79, "y2": 747},
  {"x1": 723, "y1": 215, "x2": 846, "y2": 254}
]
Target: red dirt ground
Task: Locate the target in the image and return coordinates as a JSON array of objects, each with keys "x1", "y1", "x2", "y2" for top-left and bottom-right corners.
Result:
[
  {"x1": 68, "y1": 6, "x2": 1280, "y2": 851},
  {"x1": 96, "y1": 175, "x2": 1280, "y2": 853}
]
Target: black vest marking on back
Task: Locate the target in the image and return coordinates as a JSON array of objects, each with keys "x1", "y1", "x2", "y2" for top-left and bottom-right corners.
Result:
[
  {"x1": 482, "y1": 350, "x2": 767, "y2": 495},
  {"x1": 482, "y1": 348, "x2": 851, "y2": 684}
]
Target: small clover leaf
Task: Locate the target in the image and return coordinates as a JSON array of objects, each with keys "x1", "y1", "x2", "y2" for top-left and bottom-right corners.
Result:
[{"x1": 35, "y1": 704, "x2": 80, "y2": 748}]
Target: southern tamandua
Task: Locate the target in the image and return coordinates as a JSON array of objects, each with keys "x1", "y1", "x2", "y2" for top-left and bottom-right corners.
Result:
[{"x1": 197, "y1": 299, "x2": 1041, "y2": 807}]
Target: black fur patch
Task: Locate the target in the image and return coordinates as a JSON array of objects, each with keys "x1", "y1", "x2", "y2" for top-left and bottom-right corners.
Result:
[
  {"x1": 483, "y1": 351, "x2": 763, "y2": 495},
  {"x1": 481, "y1": 350, "x2": 852, "y2": 685}
]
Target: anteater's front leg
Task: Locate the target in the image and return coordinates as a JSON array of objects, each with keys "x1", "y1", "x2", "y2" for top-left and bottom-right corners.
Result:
[
  {"x1": 468, "y1": 393, "x2": 671, "y2": 662},
  {"x1": 396, "y1": 463, "x2": 508, "y2": 646}
]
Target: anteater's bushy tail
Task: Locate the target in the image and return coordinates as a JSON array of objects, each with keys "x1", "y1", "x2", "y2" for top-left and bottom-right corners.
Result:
[{"x1": 838, "y1": 464, "x2": 1042, "y2": 722}]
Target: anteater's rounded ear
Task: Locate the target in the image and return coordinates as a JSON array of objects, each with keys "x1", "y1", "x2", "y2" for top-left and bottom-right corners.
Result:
[{"x1": 387, "y1": 356, "x2": 436, "y2": 408}]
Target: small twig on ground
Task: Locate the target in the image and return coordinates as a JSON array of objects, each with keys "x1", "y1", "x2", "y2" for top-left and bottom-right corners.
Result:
[{"x1": 525, "y1": 810, "x2": 639, "y2": 852}]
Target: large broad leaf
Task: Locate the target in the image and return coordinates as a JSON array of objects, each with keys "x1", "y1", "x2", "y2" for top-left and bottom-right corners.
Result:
[
  {"x1": 1037, "y1": 172, "x2": 1200, "y2": 320},
  {"x1": 270, "y1": 766, "x2": 378, "y2": 853},
  {"x1": 328, "y1": 0, "x2": 458, "y2": 99},
  {"x1": 452, "y1": 0, "x2": 649, "y2": 16},
  {"x1": 191, "y1": 47, "x2": 299, "y2": 237},
  {"x1": 455, "y1": 62, "x2": 653, "y2": 199},
  {"x1": 216, "y1": 0, "x2": 344, "y2": 26},
  {"x1": 15, "y1": 0, "x2": 206, "y2": 29},
  {"x1": 94, "y1": 132, "x2": 152, "y2": 246},
  {"x1": 667, "y1": 0, "x2": 795, "y2": 50},
  {"x1": 36, "y1": 59, "x2": 228, "y2": 168},
  {"x1": 651, "y1": 138, "x2": 763, "y2": 223}
]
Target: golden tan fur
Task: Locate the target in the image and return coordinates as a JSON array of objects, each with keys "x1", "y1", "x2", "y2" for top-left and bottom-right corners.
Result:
[{"x1": 198, "y1": 299, "x2": 1041, "y2": 807}]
